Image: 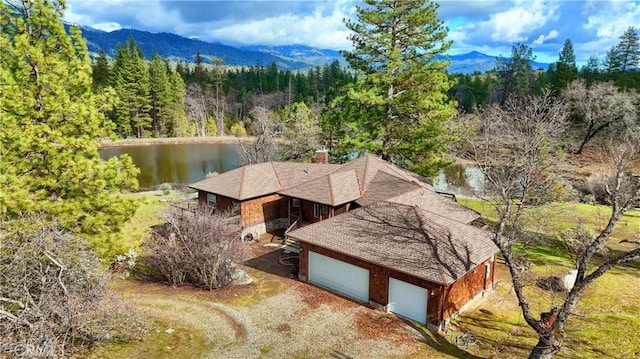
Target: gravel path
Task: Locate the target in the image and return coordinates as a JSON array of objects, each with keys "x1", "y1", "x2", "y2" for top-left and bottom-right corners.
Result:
[{"x1": 120, "y1": 247, "x2": 430, "y2": 358}]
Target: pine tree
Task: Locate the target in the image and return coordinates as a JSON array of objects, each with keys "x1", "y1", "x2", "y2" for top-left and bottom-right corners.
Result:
[
  {"x1": 169, "y1": 69, "x2": 188, "y2": 137},
  {"x1": 580, "y1": 55, "x2": 601, "y2": 85},
  {"x1": 549, "y1": 39, "x2": 578, "y2": 93},
  {"x1": 91, "y1": 50, "x2": 111, "y2": 89},
  {"x1": 616, "y1": 26, "x2": 639, "y2": 72},
  {"x1": 148, "y1": 53, "x2": 172, "y2": 136},
  {"x1": 111, "y1": 37, "x2": 152, "y2": 138},
  {"x1": 604, "y1": 47, "x2": 623, "y2": 73},
  {"x1": 337, "y1": 0, "x2": 456, "y2": 176},
  {"x1": 0, "y1": 0, "x2": 139, "y2": 258},
  {"x1": 494, "y1": 43, "x2": 535, "y2": 105}
]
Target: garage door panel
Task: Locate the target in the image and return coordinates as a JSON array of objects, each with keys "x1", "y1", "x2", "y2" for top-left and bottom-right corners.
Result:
[
  {"x1": 388, "y1": 277, "x2": 428, "y2": 324},
  {"x1": 308, "y1": 251, "x2": 369, "y2": 302}
]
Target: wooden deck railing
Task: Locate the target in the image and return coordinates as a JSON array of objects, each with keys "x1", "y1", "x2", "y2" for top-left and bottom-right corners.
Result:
[{"x1": 285, "y1": 218, "x2": 300, "y2": 235}]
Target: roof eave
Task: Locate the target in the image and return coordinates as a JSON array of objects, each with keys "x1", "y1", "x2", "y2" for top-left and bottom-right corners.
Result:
[{"x1": 291, "y1": 236, "x2": 453, "y2": 286}]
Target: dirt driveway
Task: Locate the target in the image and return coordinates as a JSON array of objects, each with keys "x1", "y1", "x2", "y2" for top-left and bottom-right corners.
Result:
[{"x1": 95, "y1": 241, "x2": 473, "y2": 359}]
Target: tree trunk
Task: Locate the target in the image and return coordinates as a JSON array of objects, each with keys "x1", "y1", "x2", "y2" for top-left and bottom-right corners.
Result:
[{"x1": 528, "y1": 337, "x2": 562, "y2": 359}]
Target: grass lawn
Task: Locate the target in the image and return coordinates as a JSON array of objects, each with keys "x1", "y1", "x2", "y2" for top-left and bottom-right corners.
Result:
[
  {"x1": 119, "y1": 190, "x2": 183, "y2": 249},
  {"x1": 454, "y1": 199, "x2": 640, "y2": 358}
]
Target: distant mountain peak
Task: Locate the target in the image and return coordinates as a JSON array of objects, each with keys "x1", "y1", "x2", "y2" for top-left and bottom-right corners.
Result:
[{"x1": 68, "y1": 23, "x2": 547, "y2": 74}]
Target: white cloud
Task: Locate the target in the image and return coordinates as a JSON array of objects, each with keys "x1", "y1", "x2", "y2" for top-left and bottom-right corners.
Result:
[
  {"x1": 583, "y1": 0, "x2": 640, "y2": 39},
  {"x1": 92, "y1": 22, "x2": 123, "y2": 32},
  {"x1": 487, "y1": 0, "x2": 558, "y2": 42},
  {"x1": 533, "y1": 29, "x2": 559, "y2": 45},
  {"x1": 207, "y1": 1, "x2": 354, "y2": 49}
]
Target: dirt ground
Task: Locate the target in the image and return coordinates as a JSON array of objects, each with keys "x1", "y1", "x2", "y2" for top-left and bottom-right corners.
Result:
[{"x1": 101, "y1": 235, "x2": 479, "y2": 359}]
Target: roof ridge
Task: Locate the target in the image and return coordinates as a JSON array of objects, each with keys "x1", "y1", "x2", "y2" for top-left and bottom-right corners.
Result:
[
  {"x1": 363, "y1": 154, "x2": 372, "y2": 190},
  {"x1": 327, "y1": 172, "x2": 336, "y2": 206},
  {"x1": 270, "y1": 161, "x2": 284, "y2": 190},
  {"x1": 239, "y1": 165, "x2": 247, "y2": 199}
]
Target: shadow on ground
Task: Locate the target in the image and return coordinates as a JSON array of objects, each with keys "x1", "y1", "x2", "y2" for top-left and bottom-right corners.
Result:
[
  {"x1": 244, "y1": 230, "x2": 298, "y2": 278},
  {"x1": 403, "y1": 320, "x2": 484, "y2": 359}
]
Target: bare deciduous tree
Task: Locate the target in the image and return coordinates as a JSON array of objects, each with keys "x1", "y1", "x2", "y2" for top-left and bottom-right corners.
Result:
[
  {"x1": 0, "y1": 218, "x2": 146, "y2": 358},
  {"x1": 238, "y1": 106, "x2": 279, "y2": 165},
  {"x1": 142, "y1": 206, "x2": 246, "y2": 290},
  {"x1": 563, "y1": 80, "x2": 638, "y2": 154},
  {"x1": 185, "y1": 83, "x2": 209, "y2": 137},
  {"x1": 468, "y1": 93, "x2": 640, "y2": 358}
]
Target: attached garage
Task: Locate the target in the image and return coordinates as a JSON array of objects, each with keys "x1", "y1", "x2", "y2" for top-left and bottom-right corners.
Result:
[
  {"x1": 388, "y1": 277, "x2": 428, "y2": 324},
  {"x1": 308, "y1": 251, "x2": 369, "y2": 302}
]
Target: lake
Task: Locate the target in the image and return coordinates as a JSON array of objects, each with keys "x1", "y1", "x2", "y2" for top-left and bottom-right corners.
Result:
[
  {"x1": 99, "y1": 143, "x2": 241, "y2": 188},
  {"x1": 100, "y1": 143, "x2": 483, "y2": 194},
  {"x1": 432, "y1": 163, "x2": 486, "y2": 196}
]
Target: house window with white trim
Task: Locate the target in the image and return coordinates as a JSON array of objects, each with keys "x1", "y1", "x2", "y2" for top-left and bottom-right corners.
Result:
[
  {"x1": 313, "y1": 203, "x2": 322, "y2": 218},
  {"x1": 207, "y1": 193, "x2": 216, "y2": 206}
]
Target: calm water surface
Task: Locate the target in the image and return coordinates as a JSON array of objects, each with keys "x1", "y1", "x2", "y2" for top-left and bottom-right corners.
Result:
[
  {"x1": 99, "y1": 143, "x2": 241, "y2": 188},
  {"x1": 100, "y1": 143, "x2": 484, "y2": 194}
]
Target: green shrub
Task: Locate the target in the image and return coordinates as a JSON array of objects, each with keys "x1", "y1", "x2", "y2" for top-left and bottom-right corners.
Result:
[{"x1": 159, "y1": 183, "x2": 172, "y2": 195}]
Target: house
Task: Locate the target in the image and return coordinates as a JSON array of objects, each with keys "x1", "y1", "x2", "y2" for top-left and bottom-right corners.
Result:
[{"x1": 189, "y1": 154, "x2": 499, "y2": 330}]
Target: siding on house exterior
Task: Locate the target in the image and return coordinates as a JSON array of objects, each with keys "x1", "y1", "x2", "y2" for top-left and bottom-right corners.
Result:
[
  {"x1": 295, "y1": 199, "x2": 349, "y2": 224},
  {"x1": 443, "y1": 258, "x2": 495, "y2": 319},
  {"x1": 197, "y1": 192, "x2": 237, "y2": 212},
  {"x1": 240, "y1": 194, "x2": 287, "y2": 228}
]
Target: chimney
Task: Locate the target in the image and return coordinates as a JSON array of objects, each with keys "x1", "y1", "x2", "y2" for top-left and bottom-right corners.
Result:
[{"x1": 314, "y1": 147, "x2": 329, "y2": 164}]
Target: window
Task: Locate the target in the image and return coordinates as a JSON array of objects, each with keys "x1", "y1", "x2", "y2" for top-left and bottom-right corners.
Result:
[
  {"x1": 292, "y1": 198, "x2": 300, "y2": 208},
  {"x1": 484, "y1": 262, "x2": 491, "y2": 279},
  {"x1": 313, "y1": 203, "x2": 322, "y2": 218},
  {"x1": 207, "y1": 193, "x2": 216, "y2": 206}
]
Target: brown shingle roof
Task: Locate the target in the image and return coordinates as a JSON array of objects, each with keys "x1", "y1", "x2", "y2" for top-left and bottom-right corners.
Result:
[
  {"x1": 189, "y1": 162, "x2": 339, "y2": 200},
  {"x1": 287, "y1": 201, "x2": 498, "y2": 285},
  {"x1": 355, "y1": 170, "x2": 423, "y2": 207},
  {"x1": 388, "y1": 188, "x2": 480, "y2": 224},
  {"x1": 278, "y1": 170, "x2": 361, "y2": 206},
  {"x1": 335, "y1": 154, "x2": 434, "y2": 193}
]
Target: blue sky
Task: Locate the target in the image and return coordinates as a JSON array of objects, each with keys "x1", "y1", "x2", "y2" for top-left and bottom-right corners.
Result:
[{"x1": 64, "y1": 0, "x2": 640, "y2": 64}]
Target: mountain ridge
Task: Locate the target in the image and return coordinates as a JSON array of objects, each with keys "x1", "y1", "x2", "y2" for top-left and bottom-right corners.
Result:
[{"x1": 68, "y1": 23, "x2": 550, "y2": 73}]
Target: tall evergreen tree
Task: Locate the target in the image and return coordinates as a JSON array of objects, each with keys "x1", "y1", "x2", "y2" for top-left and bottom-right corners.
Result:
[
  {"x1": 111, "y1": 37, "x2": 152, "y2": 137},
  {"x1": 549, "y1": 39, "x2": 578, "y2": 93},
  {"x1": 0, "y1": 0, "x2": 139, "y2": 258},
  {"x1": 616, "y1": 26, "x2": 640, "y2": 72},
  {"x1": 91, "y1": 49, "x2": 110, "y2": 89},
  {"x1": 493, "y1": 43, "x2": 535, "y2": 105},
  {"x1": 580, "y1": 55, "x2": 601, "y2": 85},
  {"x1": 338, "y1": 0, "x2": 456, "y2": 176},
  {"x1": 603, "y1": 47, "x2": 623, "y2": 73},
  {"x1": 169, "y1": 70, "x2": 188, "y2": 137},
  {"x1": 148, "y1": 53, "x2": 172, "y2": 136},
  {"x1": 210, "y1": 56, "x2": 226, "y2": 136}
]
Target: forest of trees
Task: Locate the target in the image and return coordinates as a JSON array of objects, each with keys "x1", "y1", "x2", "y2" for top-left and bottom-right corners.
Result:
[
  {"x1": 90, "y1": 25, "x2": 640, "y2": 171},
  {"x1": 450, "y1": 27, "x2": 640, "y2": 113},
  {"x1": 91, "y1": 43, "x2": 356, "y2": 139}
]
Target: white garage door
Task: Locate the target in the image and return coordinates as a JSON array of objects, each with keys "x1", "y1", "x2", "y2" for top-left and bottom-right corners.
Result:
[
  {"x1": 308, "y1": 251, "x2": 369, "y2": 302},
  {"x1": 388, "y1": 277, "x2": 428, "y2": 324}
]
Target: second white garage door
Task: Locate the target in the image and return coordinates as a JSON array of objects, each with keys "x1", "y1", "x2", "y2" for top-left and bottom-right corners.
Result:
[
  {"x1": 388, "y1": 277, "x2": 428, "y2": 324},
  {"x1": 308, "y1": 251, "x2": 369, "y2": 302}
]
